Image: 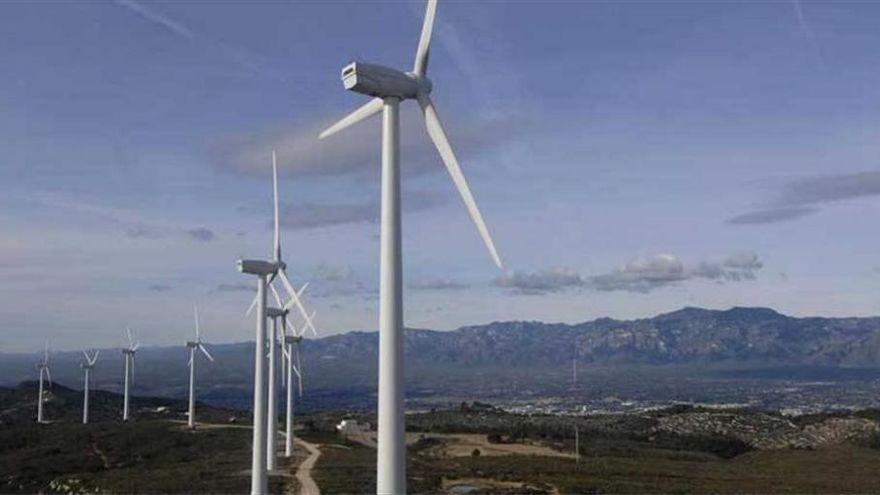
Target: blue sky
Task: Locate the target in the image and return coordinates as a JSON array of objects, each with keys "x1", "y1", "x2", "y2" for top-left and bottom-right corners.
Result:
[{"x1": 3, "y1": 0, "x2": 880, "y2": 352}]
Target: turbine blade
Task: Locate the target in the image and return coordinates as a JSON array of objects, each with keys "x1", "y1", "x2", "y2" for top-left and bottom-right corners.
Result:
[
  {"x1": 45, "y1": 367, "x2": 52, "y2": 387},
  {"x1": 126, "y1": 328, "x2": 134, "y2": 347},
  {"x1": 199, "y1": 344, "x2": 215, "y2": 363},
  {"x1": 92, "y1": 350, "x2": 100, "y2": 365},
  {"x1": 194, "y1": 304, "x2": 201, "y2": 340},
  {"x1": 413, "y1": 0, "x2": 438, "y2": 76},
  {"x1": 295, "y1": 345, "x2": 303, "y2": 396},
  {"x1": 283, "y1": 282, "x2": 309, "y2": 312},
  {"x1": 318, "y1": 97, "x2": 383, "y2": 140},
  {"x1": 308, "y1": 310, "x2": 317, "y2": 337},
  {"x1": 132, "y1": 343, "x2": 140, "y2": 352},
  {"x1": 246, "y1": 291, "x2": 259, "y2": 316},
  {"x1": 272, "y1": 150, "x2": 281, "y2": 264},
  {"x1": 419, "y1": 95, "x2": 503, "y2": 269},
  {"x1": 188, "y1": 351, "x2": 193, "y2": 368},
  {"x1": 277, "y1": 270, "x2": 317, "y2": 336},
  {"x1": 270, "y1": 283, "x2": 284, "y2": 308},
  {"x1": 82, "y1": 350, "x2": 90, "y2": 363}
]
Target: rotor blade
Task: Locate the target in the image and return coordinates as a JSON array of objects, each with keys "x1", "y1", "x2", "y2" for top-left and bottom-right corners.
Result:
[
  {"x1": 281, "y1": 346, "x2": 287, "y2": 387},
  {"x1": 44, "y1": 340, "x2": 49, "y2": 362},
  {"x1": 272, "y1": 150, "x2": 281, "y2": 264},
  {"x1": 277, "y1": 270, "x2": 317, "y2": 335},
  {"x1": 126, "y1": 328, "x2": 134, "y2": 347},
  {"x1": 295, "y1": 345, "x2": 303, "y2": 396},
  {"x1": 282, "y1": 282, "x2": 309, "y2": 312},
  {"x1": 307, "y1": 310, "x2": 317, "y2": 337},
  {"x1": 246, "y1": 291, "x2": 259, "y2": 316},
  {"x1": 270, "y1": 283, "x2": 284, "y2": 308},
  {"x1": 82, "y1": 350, "x2": 90, "y2": 363},
  {"x1": 413, "y1": 0, "x2": 438, "y2": 76},
  {"x1": 194, "y1": 304, "x2": 201, "y2": 340},
  {"x1": 93, "y1": 349, "x2": 100, "y2": 364},
  {"x1": 419, "y1": 95, "x2": 503, "y2": 269},
  {"x1": 45, "y1": 367, "x2": 52, "y2": 387},
  {"x1": 198, "y1": 344, "x2": 215, "y2": 363},
  {"x1": 130, "y1": 356, "x2": 135, "y2": 385},
  {"x1": 318, "y1": 97, "x2": 383, "y2": 140},
  {"x1": 132, "y1": 343, "x2": 140, "y2": 352},
  {"x1": 188, "y1": 351, "x2": 193, "y2": 368}
]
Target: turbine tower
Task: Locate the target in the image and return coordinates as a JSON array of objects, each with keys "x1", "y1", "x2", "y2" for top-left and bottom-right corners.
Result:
[
  {"x1": 265, "y1": 305, "x2": 284, "y2": 471},
  {"x1": 237, "y1": 151, "x2": 315, "y2": 495},
  {"x1": 187, "y1": 304, "x2": 215, "y2": 429},
  {"x1": 122, "y1": 328, "x2": 139, "y2": 422},
  {"x1": 36, "y1": 341, "x2": 51, "y2": 424},
  {"x1": 282, "y1": 312, "x2": 310, "y2": 458},
  {"x1": 319, "y1": 1, "x2": 503, "y2": 492},
  {"x1": 81, "y1": 350, "x2": 100, "y2": 424}
]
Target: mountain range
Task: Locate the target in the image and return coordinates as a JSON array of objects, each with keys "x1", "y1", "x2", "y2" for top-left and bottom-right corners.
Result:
[{"x1": 3, "y1": 307, "x2": 880, "y2": 410}]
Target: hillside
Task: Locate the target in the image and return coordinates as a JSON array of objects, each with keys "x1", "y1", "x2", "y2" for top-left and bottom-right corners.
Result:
[{"x1": 4, "y1": 307, "x2": 880, "y2": 411}]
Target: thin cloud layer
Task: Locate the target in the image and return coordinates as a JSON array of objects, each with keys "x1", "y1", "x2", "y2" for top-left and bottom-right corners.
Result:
[
  {"x1": 498, "y1": 252, "x2": 765, "y2": 295},
  {"x1": 494, "y1": 267, "x2": 585, "y2": 295},
  {"x1": 211, "y1": 107, "x2": 525, "y2": 179},
  {"x1": 727, "y1": 206, "x2": 816, "y2": 225},
  {"x1": 279, "y1": 190, "x2": 446, "y2": 230},
  {"x1": 409, "y1": 279, "x2": 471, "y2": 291},
  {"x1": 729, "y1": 171, "x2": 880, "y2": 225},
  {"x1": 187, "y1": 227, "x2": 216, "y2": 242}
]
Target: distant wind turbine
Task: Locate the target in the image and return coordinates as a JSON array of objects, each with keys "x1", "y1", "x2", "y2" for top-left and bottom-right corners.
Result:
[
  {"x1": 319, "y1": 1, "x2": 504, "y2": 491},
  {"x1": 81, "y1": 350, "x2": 100, "y2": 424},
  {"x1": 187, "y1": 305, "x2": 215, "y2": 429},
  {"x1": 236, "y1": 151, "x2": 315, "y2": 495},
  {"x1": 122, "y1": 328, "x2": 139, "y2": 422},
  {"x1": 36, "y1": 341, "x2": 51, "y2": 424}
]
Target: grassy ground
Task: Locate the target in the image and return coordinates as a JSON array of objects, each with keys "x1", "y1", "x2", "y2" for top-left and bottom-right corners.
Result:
[
  {"x1": 0, "y1": 419, "x2": 286, "y2": 494},
  {"x1": 304, "y1": 428, "x2": 880, "y2": 494}
]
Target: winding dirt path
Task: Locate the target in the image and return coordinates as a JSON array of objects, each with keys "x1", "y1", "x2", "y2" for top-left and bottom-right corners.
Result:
[{"x1": 293, "y1": 437, "x2": 321, "y2": 495}]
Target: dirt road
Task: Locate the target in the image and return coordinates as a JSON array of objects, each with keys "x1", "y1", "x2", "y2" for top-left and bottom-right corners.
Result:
[{"x1": 293, "y1": 437, "x2": 321, "y2": 495}]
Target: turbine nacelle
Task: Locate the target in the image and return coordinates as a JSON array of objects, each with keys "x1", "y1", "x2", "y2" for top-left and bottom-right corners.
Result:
[
  {"x1": 284, "y1": 335, "x2": 302, "y2": 344},
  {"x1": 237, "y1": 259, "x2": 279, "y2": 276},
  {"x1": 266, "y1": 307, "x2": 287, "y2": 318},
  {"x1": 341, "y1": 61, "x2": 431, "y2": 100}
]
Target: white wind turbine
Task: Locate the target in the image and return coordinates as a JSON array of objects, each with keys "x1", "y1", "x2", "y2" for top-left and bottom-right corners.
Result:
[
  {"x1": 250, "y1": 284, "x2": 308, "y2": 471},
  {"x1": 264, "y1": 303, "x2": 285, "y2": 471},
  {"x1": 270, "y1": 285, "x2": 314, "y2": 459},
  {"x1": 187, "y1": 305, "x2": 215, "y2": 429},
  {"x1": 36, "y1": 341, "x2": 51, "y2": 424},
  {"x1": 122, "y1": 328, "x2": 139, "y2": 422},
  {"x1": 282, "y1": 310, "x2": 312, "y2": 458},
  {"x1": 319, "y1": 1, "x2": 503, "y2": 492},
  {"x1": 81, "y1": 350, "x2": 100, "y2": 424},
  {"x1": 236, "y1": 151, "x2": 316, "y2": 495}
]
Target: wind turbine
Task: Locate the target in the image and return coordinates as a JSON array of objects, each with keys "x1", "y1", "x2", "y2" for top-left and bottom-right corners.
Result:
[
  {"x1": 236, "y1": 151, "x2": 315, "y2": 495},
  {"x1": 187, "y1": 304, "x2": 215, "y2": 429},
  {"x1": 265, "y1": 303, "x2": 285, "y2": 471},
  {"x1": 318, "y1": 1, "x2": 503, "y2": 491},
  {"x1": 282, "y1": 311, "x2": 311, "y2": 458},
  {"x1": 271, "y1": 284, "x2": 314, "y2": 459},
  {"x1": 122, "y1": 328, "x2": 139, "y2": 422},
  {"x1": 81, "y1": 350, "x2": 100, "y2": 424},
  {"x1": 36, "y1": 341, "x2": 51, "y2": 424}
]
